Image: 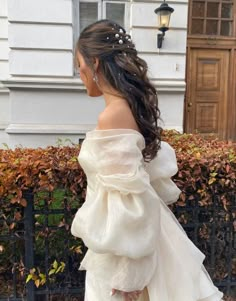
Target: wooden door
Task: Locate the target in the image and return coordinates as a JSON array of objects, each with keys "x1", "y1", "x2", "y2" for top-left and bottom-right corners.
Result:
[
  {"x1": 185, "y1": 49, "x2": 230, "y2": 139},
  {"x1": 185, "y1": 0, "x2": 236, "y2": 140}
]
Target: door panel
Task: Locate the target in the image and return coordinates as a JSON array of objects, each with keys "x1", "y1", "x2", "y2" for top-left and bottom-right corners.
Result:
[{"x1": 185, "y1": 49, "x2": 229, "y2": 139}]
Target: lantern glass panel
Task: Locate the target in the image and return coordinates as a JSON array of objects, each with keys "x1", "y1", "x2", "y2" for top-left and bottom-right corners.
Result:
[{"x1": 159, "y1": 11, "x2": 171, "y2": 28}]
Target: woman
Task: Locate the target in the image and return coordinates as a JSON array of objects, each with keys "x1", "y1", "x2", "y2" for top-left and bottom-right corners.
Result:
[{"x1": 71, "y1": 19, "x2": 224, "y2": 301}]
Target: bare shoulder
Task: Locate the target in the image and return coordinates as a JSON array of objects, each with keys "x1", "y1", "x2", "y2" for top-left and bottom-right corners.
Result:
[{"x1": 97, "y1": 102, "x2": 139, "y2": 131}]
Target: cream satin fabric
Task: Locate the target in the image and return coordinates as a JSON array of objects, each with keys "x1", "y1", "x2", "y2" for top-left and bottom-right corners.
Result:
[{"x1": 71, "y1": 129, "x2": 224, "y2": 301}]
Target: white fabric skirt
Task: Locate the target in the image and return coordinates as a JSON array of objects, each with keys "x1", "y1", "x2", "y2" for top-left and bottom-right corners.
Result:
[
  {"x1": 84, "y1": 270, "x2": 224, "y2": 301},
  {"x1": 85, "y1": 272, "x2": 150, "y2": 301},
  {"x1": 81, "y1": 202, "x2": 224, "y2": 301}
]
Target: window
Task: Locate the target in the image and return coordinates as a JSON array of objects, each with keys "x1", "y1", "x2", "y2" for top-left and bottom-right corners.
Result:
[
  {"x1": 79, "y1": 0, "x2": 130, "y2": 32},
  {"x1": 189, "y1": 0, "x2": 234, "y2": 36},
  {"x1": 80, "y1": 2, "x2": 99, "y2": 31}
]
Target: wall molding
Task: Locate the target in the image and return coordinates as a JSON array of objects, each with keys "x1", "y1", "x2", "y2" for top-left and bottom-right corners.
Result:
[
  {"x1": 8, "y1": 20, "x2": 72, "y2": 26},
  {"x1": 1, "y1": 77, "x2": 85, "y2": 91},
  {"x1": 138, "y1": 51, "x2": 186, "y2": 56},
  {"x1": 9, "y1": 47, "x2": 73, "y2": 52},
  {"x1": 5, "y1": 123, "x2": 183, "y2": 135},
  {"x1": 132, "y1": 26, "x2": 187, "y2": 31},
  {"x1": 132, "y1": 0, "x2": 188, "y2": 4},
  {"x1": 6, "y1": 123, "x2": 95, "y2": 134},
  {"x1": 152, "y1": 79, "x2": 186, "y2": 92},
  {"x1": 2, "y1": 77, "x2": 185, "y2": 92},
  {"x1": 0, "y1": 89, "x2": 9, "y2": 94},
  {"x1": 0, "y1": 83, "x2": 9, "y2": 93},
  {"x1": 0, "y1": 123, "x2": 9, "y2": 130}
]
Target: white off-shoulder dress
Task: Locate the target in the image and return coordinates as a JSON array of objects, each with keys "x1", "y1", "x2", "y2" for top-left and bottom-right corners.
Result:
[{"x1": 71, "y1": 129, "x2": 224, "y2": 301}]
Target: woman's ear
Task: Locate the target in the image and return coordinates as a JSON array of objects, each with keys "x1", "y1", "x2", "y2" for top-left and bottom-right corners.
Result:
[{"x1": 93, "y1": 57, "x2": 99, "y2": 72}]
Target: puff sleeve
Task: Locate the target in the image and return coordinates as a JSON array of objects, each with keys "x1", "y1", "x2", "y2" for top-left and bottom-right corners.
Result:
[
  {"x1": 71, "y1": 132, "x2": 171, "y2": 291},
  {"x1": 146, "y1": 141, "x2": 181, "y2": 205}
]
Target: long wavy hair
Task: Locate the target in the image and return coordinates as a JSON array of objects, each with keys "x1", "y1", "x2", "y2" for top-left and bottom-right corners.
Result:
[{"x1": 76, "y1": 19, "x2": 163, "y2": 161}]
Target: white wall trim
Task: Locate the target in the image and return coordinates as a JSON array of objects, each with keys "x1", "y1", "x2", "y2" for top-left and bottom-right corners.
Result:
[
  {"x1": 0, "y1": 87, "x2": 9, "y2": 93},
  {"x1": 0, "y1": 81, "x2": 9, "y2": 92},
  {"x1": 1, "y1": 77, "x2": 86, "y2": 91},
  {"x1": 0, "y1": 123, "x2": 8, "y2": 130},
  {"x1": 6, "y1": 123, "x2": 95, "y2": 134},
  {"x1": 10, "y1": 47, "x2": 72, "y2": 52},
  {"x1": 132, "y1": 26, "x2": 187, "y2": 31},
  {"x1": 6, "y1": 123, "x2": 183, "y2": 135},
  {"x1": 8, "y1": 20, "x2": 72, "y2": 26},
  {"x1": 139, "y1": 51, "x2": 186, "y2": 56},
  {"x1": 2, "y1": 77, "x2": 185, "y2": 92},
  {"x1": 153, "y1": 79, "x2": 186, "y2": 92},
  {"x1": 133, "y1": 0, "x2": 188, "y2": 3}
]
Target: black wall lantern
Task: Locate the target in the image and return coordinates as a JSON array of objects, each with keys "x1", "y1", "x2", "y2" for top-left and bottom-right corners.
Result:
[{"x1": 154, "y1": 0, "x2": 174, "y2": 49}]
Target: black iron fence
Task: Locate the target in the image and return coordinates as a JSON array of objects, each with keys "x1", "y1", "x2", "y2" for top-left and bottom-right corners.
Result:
[
  {"x1": 0, "y1": 190, "x2": 85, "y2": 301},
  {"x1": 172, "y1": 193, "x2": 236, "y2": 298},
  {"x1": 0, "y1": 191, "x2": 236, "y2": 300}
]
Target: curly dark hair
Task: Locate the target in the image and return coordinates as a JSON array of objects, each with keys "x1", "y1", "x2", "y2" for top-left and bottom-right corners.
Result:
[{"x1": 76, "y1": 19, "x2": 163, "y2": 161}]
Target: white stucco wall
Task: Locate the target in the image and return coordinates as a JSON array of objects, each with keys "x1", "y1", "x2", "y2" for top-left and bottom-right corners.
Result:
[
  {"x1": 131, "y1": 0, "x2": 187, "y2": 132},
  {"x1": 0, "y1": 0, "x2": 10, "y2": 145},
  {"x1": 0, "y1": 0, "x2": 188, "y2": 148}
]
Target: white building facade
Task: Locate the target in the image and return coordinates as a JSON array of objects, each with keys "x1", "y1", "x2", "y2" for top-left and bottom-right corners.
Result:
[{"x1": 0, "y1": 0, "x2": 188, "y2": 148}]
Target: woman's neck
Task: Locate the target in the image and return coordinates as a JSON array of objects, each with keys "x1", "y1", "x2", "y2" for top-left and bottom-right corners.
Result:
[
  {"x1": 103, "y1": 92, "x2": 126, "y2": 107},
  {"x1": 97, "y1": 76, "x2": 127, "y2": 106}
]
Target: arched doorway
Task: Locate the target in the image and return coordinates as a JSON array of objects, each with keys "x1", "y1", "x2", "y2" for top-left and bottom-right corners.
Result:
[{"x1": 185, "y1": 0, "x2": 236, "y2": 140}]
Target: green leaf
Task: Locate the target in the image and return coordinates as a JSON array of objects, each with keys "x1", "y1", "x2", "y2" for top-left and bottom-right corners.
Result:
[
  {"x1": 40, "y1": 278, "x2": 46, "y2": 286},
  {"x1": 208, "y1": 178, "x2": 216, "y2": 185},
  {"x1": 39, "y1": 273, "x2": 46, "y2": 280},
  {"x1": 56, "y1": 262, "x2": 65, "y2": 274},
  {"x1": 56, "y1": 266, "x2": 62, "y2": 274},
  {"x1": 210, "y1": 172, "x2": 217, "y2": 177},
  {"x1": 52, "y1": 260, "x2": 58, "y2": 270},
  {"x1": 26, "y1": 274, "x2": 33, "y2": 283},
  {"x1": 48, "y1": 269, "x2": 55, "y2": 276}
]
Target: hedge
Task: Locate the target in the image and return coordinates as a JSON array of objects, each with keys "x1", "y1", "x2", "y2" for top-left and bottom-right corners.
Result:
[{"x1": 0, "y1": 130, "x2": 235, "y2": 298}]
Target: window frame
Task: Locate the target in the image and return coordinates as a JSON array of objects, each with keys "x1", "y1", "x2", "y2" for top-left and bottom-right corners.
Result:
[
  {"x1": 102, "y1": 0, "x2": 130, "y2": 30},
  {"x1": 188, "y1": 0, "x2": 235, "y2": 37}
]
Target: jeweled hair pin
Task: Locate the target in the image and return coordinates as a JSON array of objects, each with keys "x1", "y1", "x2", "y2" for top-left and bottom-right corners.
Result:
[{"x1": 111, "y1": 28, "x2": 133, "y2": 46}]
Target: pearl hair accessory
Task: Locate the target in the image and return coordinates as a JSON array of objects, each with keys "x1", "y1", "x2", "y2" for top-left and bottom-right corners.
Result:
[{"x1": 106, "y1": 27, "x2": 133, "y2": 48}]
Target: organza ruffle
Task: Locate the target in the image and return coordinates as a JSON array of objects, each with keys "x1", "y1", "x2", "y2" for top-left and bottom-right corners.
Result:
[{"x1": 71, "y1": 129, "x2": 224, "y2": 301}]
